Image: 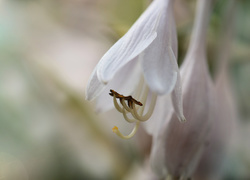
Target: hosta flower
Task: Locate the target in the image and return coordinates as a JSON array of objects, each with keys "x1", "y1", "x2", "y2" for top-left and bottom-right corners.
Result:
[
  {"x1": 86, "y1": 0, "x2": 185, "y2": 139},
  {"x1": 150, "y1": 0, "x2": 215, "y2": 178},
  {"x1": 193, "y1": 3, "x2": 237, "y2": 178},
  {"x1": 192, "y1": 60, "x2": 235, "y2": 180}
]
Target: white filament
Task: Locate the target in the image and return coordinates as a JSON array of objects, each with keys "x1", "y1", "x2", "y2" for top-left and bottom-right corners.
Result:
[{"x1": 112, "y1": 78, "x2": 157, "y2": 139}]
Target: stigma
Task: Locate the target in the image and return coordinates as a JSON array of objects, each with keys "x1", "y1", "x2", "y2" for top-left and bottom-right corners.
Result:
[{"x1": 109, "y1": 78, "x2": 157, "y2": 139}]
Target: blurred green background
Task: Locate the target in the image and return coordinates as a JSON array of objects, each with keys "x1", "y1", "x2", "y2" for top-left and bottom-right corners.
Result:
[{"x1": 0, "y1": 0, "x2": 249, "y2": 179}]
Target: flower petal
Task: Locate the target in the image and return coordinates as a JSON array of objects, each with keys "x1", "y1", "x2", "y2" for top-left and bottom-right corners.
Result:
[
  {"x1": 96, "y1": 0, "x2": 164, "y2": 84},
  {"x1": 85, "y1": 67, "x2": 106, "y2": 101},
  {"x1": 150, "y1": 0, "x2": 216, "y2": 177},
  {"x1": 193, "y1": 63, "x2": 236, "y2": 179},
  {"x1": 141, "y1": 4, "x2": 178, "y2": 95},
  {"x1": 158, "y1": 46, "x2": 215, "y2": 177},
  {"x1": 142, "y1": 45, "x2": 178, "y2": 95},
  {"x1": 171, "y1": 72, "x2": 186, "y2": 122},
  {"x1": 96, "y1": 58, "x2": 141, "y2": 112}
]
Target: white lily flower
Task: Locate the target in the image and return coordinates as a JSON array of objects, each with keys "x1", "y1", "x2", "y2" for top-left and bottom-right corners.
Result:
[
  {"x1": 86, "y1": 0, "x2": 185, "y2": 139},
  {"x1": 150, "y1": 0, "x2": 215, "y2": 178}
]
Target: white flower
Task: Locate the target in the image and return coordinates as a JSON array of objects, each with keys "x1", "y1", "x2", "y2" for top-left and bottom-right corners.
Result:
[
  {"x1": 193, "y1": 2, "x2": 237, "y2": 178},
  {"x1": 150, "y1": 0, "x2": 216, "y2": 178},
  {"x1": 192, "y1": 60, "x2": 235, "y2": 180},
  {"x1": 86, "y1": 0, "x2": 185, "y2": 139}
]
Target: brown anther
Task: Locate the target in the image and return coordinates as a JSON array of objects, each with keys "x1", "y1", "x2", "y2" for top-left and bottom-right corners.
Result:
[{"x1": 109, "y1": 89, "x2": 143, "y2": 108}]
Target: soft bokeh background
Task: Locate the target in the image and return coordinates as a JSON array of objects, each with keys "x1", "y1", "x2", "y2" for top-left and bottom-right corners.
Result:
[{"x1": 0, "y1": 0, "x2": 249, "y2": 179}]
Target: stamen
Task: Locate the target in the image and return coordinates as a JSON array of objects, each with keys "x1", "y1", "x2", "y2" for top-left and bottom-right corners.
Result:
[
  {"x1": 136, "y1": 84, "x2": 149, "y2": 114},
  {"x1": 112, "y1": 121, "x2": 140, "y2": 139},
  {"x1": 109, "y1": 77, "x2": 158, "y2": 139},
  {"x1": 120, "y1": 98, "x2": 132, "y2": 112},
  {"x1": 120, "y1": 96, "x2": 145, "y2": 122},
  {"x1": 110, "y1": 89, "x2": 143, "y2": 108},
  {"x1": 113, "y1": 93, "x2": 137, "y2": 123},
  {"x1": 132, "y1": 93, "x2": 157, "y2": 121},
  {"x1": 112, "y1": 95, "x2": 123, "y2": 113},
  {"x1": 122, "y1": 109, "x2": 137, "y2": 123}
]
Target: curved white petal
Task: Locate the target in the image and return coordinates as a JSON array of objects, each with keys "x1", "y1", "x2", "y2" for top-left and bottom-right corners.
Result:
[
  {"x1": 171, "y1": 72, "x2": 186, "y2": 122},
  {"x1": 142, "y1": 45, "x2": 178, "y2": 95},
  {"x1": 157, "y1": 43, "x2": 215, "y2": 178},
  {"x1": 85, "y1": 67, "x2": 105, "y2": 101},
  {"x1": 96, "y1": 0, "x2": 165, "y2": 84},
  {"x1": 149, "y1": 0, "x2": 215, "y2": 177},
  {"x1": 168, "y1": 7, "x2": 185, "y2": 122},
  {"x1": 141, "y1": 4, "x2": 178, "y2": 95},
  {"x1": 96, "y1": 58, "x2": 141, "y2": 112}
]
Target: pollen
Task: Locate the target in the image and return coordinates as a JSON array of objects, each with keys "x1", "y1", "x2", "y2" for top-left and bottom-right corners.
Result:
[
  {"x1": 112, "y1": 126, "x2": 118, "y2": 133},
  {"x1": 109, "y1": 89, "x2": 143, "y2": 109}
]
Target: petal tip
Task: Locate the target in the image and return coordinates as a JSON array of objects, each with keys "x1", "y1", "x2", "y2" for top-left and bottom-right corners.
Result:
[
  {"x1": 85, "y1": 91, "x2": 93, "y2": 101},
  {"x1": 178, "y1": 115, "x2": 187, "y2": 123},
  {"x1": 85, "y1": 88, "x2": 90, "y2": 101},
  {"x1": 85, "y1": 83, "x2": 95, "y2": 101}
]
